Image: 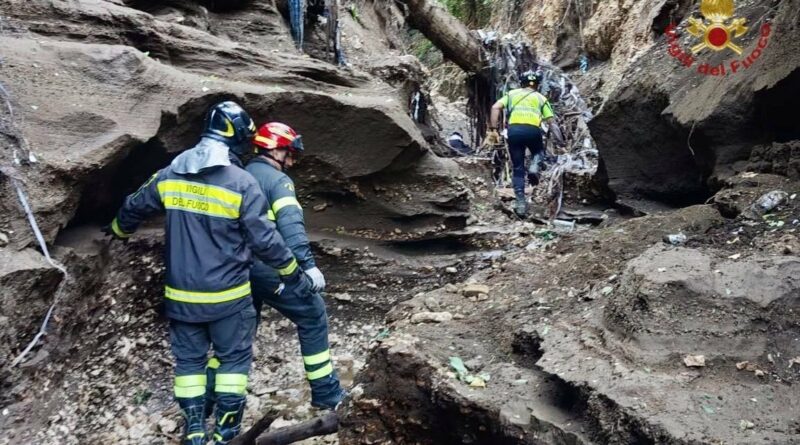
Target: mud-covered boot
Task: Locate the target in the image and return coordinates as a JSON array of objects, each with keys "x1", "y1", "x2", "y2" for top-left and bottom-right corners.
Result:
[
  {"x1": 514, "y1": 194, "x2": 528, "y2": 217},
  {"x1": 310, "y1": 373, "x2": 347, "y2": 410},
  {"x1": 212, "y1": 396, "x2": 246, "y2": 444},
  {"x1": 178, "y1": 397, "x2": 207, "y2": 445}
]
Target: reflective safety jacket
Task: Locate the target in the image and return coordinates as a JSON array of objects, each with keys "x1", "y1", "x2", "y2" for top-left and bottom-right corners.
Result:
[
  {"x1": 111, "y1": 138, "x2": 300, "y2": 323},
  {"x1": 496, "y1": 88, "x2": 554, "y2": 127},
  {"x1": 245, "y1": 158, "x2": 315, "y2": 273}
]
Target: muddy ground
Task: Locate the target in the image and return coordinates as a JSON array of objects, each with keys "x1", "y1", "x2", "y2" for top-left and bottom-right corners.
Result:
[{"x1": 340, "y1": 170, "x2": 800, "y2": 445}]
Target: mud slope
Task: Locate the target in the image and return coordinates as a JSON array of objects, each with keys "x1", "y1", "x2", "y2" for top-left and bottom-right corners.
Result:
[{"x1": 342, "y1": 175, "x2": 800, "y2": 444}]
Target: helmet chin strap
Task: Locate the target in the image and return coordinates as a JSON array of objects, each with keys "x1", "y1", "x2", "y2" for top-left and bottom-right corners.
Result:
[{"x1": 261, "y1": 151, "x2": 286, "y2": 171}]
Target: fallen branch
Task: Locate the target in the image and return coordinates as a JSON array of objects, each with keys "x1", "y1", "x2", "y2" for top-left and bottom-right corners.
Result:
[
  {"x1": 229, "y1": 409, "x2": 281, "y2": 445},
  {"x1": 255, "y1": 412, "x2": 339, "y2": 445}
]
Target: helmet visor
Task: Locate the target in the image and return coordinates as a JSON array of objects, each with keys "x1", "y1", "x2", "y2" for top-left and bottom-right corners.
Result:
[{"x1": 289, "y1": 135, "x2": 304, "y2": 153}]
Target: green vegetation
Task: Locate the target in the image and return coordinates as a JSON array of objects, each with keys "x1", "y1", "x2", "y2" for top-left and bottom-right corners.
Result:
[
  {"x1": 409, "y1": 30, "x2": 443, "y2": 67},
  {"x1": 440, "y1": 0, "x2": 494, "y2": 28}
]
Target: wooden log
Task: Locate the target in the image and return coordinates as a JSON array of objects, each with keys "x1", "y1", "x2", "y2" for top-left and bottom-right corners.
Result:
[
  {"x1": 396, "y1": 0, "x2": 486, "y2": 75},
  {"x1": 229, "y1": 409, "x2": 281, "y2": 445},
  {"x1": 255, "y1": 412, "x2": 339, "y2": 445}
]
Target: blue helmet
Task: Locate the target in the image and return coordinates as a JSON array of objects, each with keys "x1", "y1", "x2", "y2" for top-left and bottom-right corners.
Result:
[{"x1": 202, "y1": 101, "x2": 257, "y2": 156}]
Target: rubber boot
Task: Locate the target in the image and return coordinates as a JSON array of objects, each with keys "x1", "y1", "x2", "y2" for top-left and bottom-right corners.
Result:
[
  {"x1": 514, "y1": 192, "x2": 528, "y2": 217},
  {"x1": 212, "y1": 396, "x2": 246, "y2": 444},
  {"x1": 178, "y1": 397, "x2": 207, "y2": 445},
  {"x1": 310, "y1": 373, "x2": 347, "y2": 410}
]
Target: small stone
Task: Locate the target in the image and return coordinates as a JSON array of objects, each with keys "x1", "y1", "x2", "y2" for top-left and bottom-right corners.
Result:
[
  {"x1": 462, "y1": 284, "x2": 490, "y2": 298},
  {"x1": 600, "y1": 286, "x2": 614, "y2": 296},
  {"x1": 313, "y1": 203, "x2": 328, "y2": 212},
  {"x1": 754, "y1": 369, "x2": 765, "y2": 377},
  {"x1": 394, "y1": 228, "x2": 402, "y2": 234},
  {"x1": 332, "y1": 293, "x2": 352, "y2": 302},
  {"x1": 683, "y1": 355, "x2": 706, "y2": 368},
  {"x1": 350, "y1": 384, "x2": 364, "y2": 400},
  {"x1": 444, "y1": 284, "x2": 458, "y2": 293},
  {"x1": 424, "y1": 297, "x2": 440, "y2": 311},
  {"x1": 366, "y1": 283, "x2": 378, "y2": 289},
  {"x1": 246, "y1": 394, "x2": 261, "y2": 414},
  {"x1": 157, "y1": 418, "x2": 177, "y2": 434},
  {"x1": 736, "y1": 361, "x2": 759, "y2": 372},
  {"x1": 464, "y1": 357, "x2": 483, "y2": 371},
  {"x1": 410, "y1": 312, "x2": 453, "y2": 323},
  {"x1": 739, "y1": 420, "x2": 755, "y2": 431},
  {"x1": 0, "y1": 232, "x2": 8, "y2": 247},
  {"x1": 445, "y1": 267, "x2": 458, "y2": 274},
  {"x1": 128, "y1": 423, "x2": 149, "y2": 440},
  {"x1": 663, "y1": 233, "x2": 687, "y2": 245}
]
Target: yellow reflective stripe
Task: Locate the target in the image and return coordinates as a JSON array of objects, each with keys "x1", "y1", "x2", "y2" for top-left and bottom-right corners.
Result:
[
  {"x1": 157, "y1": 180, "x2": 242, "y2": 219},
  {"x1": 255, "y1": 135, "x2": 277, "y2": 148},
  {"x1": 306, "y1": 363, "x2": 334, "y2": 380},
  {"x1": 267, "y1": 209, "x2": 276, "y2": 221},
  {"x1": 187, "y1": 433, "x2": 205, "y2": 439},
  {"x1": 211, "y1": 118, "x2": 235, "y2": 137},
  {"x1": 111, "y1": 218, "x2": 131, "y2": 238},
  {"x1": 174, "y1": 374, "x2": 207, "y2": 398},
  {"x1": 303, "y1": 349, "x2": 331, "y2": 366},
  {"x1": 207, "y1": 357, "x2": 220, "y2": 370},
  {"x1": 278, "y1": 258, "x2": 298, "y2": 276},
  {"x1": 215, "y1": 373, "x2": 248, "y2": 394},
  {"x1": 508, "y1": 90, "x2": 545, "y2": 126},
  {"x1": 165, "y1": 282, "x2": 251, "y2": 304},
  {"x1": 272, "y1": 196, "x2": 302, "y2": 214}
]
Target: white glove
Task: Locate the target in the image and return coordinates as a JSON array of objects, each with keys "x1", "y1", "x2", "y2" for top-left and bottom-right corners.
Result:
[{"x1": 304, "y1": 267, "x2": 326, "y2": 292}]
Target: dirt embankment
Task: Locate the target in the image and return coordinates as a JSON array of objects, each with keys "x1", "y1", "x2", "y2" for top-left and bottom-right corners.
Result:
[{"x1": 341, "y1": 172, "x2": 800, "y2": 444}]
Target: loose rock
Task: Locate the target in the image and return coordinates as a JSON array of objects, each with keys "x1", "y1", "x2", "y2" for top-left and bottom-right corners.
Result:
[
  {"x1": 410, "y1": 312, "x2": 453, "y2": 323},
  {"x1": 683, "y1": 355, "x2": 706, "y2": 368}
]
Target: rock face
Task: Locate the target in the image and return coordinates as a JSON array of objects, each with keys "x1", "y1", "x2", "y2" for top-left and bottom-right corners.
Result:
[
  {"x1": 0, "y1": 0, "x2": 468, "y2": 244},
  {"x1": 509, "y1": 0, "x2": 799, "y2": 204},
  {"x1": 0, "y1": 248, "x2": 63, "y2": 369},
  {"x1": 584, "y1": 0, "x2": 800, "y2": 203}
]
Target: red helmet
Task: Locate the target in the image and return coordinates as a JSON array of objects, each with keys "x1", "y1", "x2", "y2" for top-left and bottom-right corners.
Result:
[{"x1": 253, "y1": 122, "x2": 304, "y2": 153}]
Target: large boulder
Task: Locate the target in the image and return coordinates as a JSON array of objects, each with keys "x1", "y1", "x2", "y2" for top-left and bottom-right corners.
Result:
[
  {"x1": 0, "y1": 0, "x2": 468, "y2": 245},
  {"x1": 587, "y1": 0, "x2": 800, "y2": 203}
]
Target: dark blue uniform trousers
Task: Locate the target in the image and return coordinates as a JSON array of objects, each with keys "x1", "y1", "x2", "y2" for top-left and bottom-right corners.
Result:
[
  {"x1": 171, "y1": 303, "x2": 257, "y2": 403},
  {"x1": 250, "y1": 262, "x2": 334, "y2": 383}
]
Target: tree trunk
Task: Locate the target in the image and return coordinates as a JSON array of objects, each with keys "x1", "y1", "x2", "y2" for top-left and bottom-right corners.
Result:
[
  {"x1": 229, "y1": 410, "x2": 281, "y2": 445},
  {"x1": 255, "y1": 412, "x2": 339, "y2": 445},
  {"x1": 397, "y1": 0, "x2": 485, "y2": 75}
]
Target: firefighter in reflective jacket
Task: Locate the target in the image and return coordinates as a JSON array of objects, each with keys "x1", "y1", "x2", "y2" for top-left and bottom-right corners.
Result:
[
  {"x1": 103, "y1": 102, "x2": 310, "y2": 445},
  {"x1": 247, "y1": 122, "x2": 346, "y2": 409}
]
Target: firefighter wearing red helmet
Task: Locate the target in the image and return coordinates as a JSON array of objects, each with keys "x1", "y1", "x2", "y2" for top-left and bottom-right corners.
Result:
[{"x1": 249, "y1": 122, "x2": 346, "y2": 409}]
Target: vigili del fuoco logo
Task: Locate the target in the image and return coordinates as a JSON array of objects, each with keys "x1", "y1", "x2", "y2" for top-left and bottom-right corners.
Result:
[{"x1": 664, "y1": 0, "x2": 772, "y2": 76}]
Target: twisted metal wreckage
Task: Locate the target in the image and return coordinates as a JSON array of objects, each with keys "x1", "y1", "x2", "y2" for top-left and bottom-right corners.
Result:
[{"x1": 467, "y1": 31, "x2": 598, "y2": 218}]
